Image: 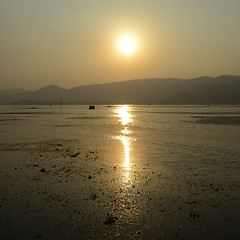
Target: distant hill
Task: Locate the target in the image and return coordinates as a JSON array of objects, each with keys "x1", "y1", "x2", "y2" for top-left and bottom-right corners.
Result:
[
  {"x1": 0, "y1": 88, "x2": 25, "y2": 98},
  {"x1": 1, "y1": 75, "x2": 240, "y2": 105}
]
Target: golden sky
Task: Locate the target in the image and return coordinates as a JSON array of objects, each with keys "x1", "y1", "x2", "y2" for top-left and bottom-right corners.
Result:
[{"x1": 1, "y1": 0, "x2": 240, "y2": 90}]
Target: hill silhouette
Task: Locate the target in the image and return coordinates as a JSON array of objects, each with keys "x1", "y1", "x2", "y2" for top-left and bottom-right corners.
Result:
[{"x1": 1, "y1": 75, "x2": 240, "y2": 105}]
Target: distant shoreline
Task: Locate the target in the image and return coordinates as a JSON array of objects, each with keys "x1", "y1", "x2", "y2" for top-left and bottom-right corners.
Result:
[{"x1": 1, "y1": 103, "x2": 240, "y2": 106}]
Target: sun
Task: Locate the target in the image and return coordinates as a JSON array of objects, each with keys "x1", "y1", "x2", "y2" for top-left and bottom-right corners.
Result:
[{"x1": 118, "y1": 35, "x2": 137, "y2": 56}]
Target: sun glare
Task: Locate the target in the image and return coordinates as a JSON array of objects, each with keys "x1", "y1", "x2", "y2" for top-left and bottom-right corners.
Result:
[
  {"x1": 118, "y1": 35, "x2": 137, "y2": 56},
  {"x1": 116, "y1": 105, "x2": 132, "y2": 125},
  {"x1": 114, "y1": 105, "x2": 134, "y2": 170}
]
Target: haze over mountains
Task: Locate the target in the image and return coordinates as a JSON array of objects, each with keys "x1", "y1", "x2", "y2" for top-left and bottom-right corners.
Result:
[{"x1": 1, "y1": 75, "x2": 240, "y2": 105}]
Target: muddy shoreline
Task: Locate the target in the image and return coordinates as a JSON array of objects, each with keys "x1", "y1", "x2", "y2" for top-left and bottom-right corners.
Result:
[{"x1": 1, "y1": 139, "x2": 239, "y2": 239}]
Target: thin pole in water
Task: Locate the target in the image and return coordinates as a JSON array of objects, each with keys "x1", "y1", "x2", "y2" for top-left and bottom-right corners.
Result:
[{"x1": 60, "y1": 98, "x2": 62, "y2": 110}]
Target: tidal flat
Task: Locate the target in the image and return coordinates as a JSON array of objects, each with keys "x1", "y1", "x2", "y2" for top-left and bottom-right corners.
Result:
[
  {"x1": 0, "y1": 105, "x2": 240, "y2": 239},
  {"x1": 0, "y1": 139, "x2": 239, "y2": 240}
]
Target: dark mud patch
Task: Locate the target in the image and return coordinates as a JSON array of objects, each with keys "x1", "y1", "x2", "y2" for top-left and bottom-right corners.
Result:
[
  {"x1": 191, "y1": 116, "x2": 240, "y2": 125},
  {"x1": 68, "y1": 117, "x2": 105, "y2": 120}
]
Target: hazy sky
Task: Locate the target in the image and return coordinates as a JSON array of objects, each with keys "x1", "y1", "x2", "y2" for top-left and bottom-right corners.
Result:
[{"x1": 1, "y1": 0, "x2": 240, "y2": 90}]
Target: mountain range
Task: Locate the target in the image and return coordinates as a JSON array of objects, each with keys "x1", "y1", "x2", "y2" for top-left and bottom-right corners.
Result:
[{"x1": 1, "y1": 75, "x2": 240, "y2": 105}]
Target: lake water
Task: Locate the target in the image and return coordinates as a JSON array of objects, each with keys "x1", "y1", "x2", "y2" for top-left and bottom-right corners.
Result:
[{"x1": 1, "y1": 105, "x2": 240, "y2": 171}]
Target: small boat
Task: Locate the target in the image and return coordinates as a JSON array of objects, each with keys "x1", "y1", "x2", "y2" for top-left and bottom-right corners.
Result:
[{"x1": 89, "y1": 105, "x2": 95, "y2": 110}]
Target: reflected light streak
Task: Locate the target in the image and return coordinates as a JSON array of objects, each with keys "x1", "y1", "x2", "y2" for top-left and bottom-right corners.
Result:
[
  {"x1": 114, "y1": 105, "x2": 135, "y2": 175},
  {"x1": 121, "y1": 127, "x2": 131, "y2": 135},
  {"x1": 115, "y1": 105, "x2": 132, "y2": 125},
  {"x1": 116, "y1": 135, "x2": 131, "y2": 170}
]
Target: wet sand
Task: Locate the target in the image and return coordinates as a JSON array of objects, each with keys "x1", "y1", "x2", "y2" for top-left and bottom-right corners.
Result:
[{"x1": 0, "y1": 139, "x2": 239, "y2": 239}]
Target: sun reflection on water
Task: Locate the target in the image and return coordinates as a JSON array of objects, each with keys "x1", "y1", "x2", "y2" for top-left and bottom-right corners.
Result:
[
  {"x1": 121, "y1": 127, "x2": 131, "y2": 135},
  {"x1": 116, "y1": 135, "x2": 131, "y2": 170},
  {"x1": 116, "y1": 105, "x2": 132, "y2": 126},
  {"x1": 114, "y1": 105, "x2": 135, "y2": 171}
]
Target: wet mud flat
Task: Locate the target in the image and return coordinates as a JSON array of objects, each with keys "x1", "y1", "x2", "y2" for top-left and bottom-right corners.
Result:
[{"x1": 0, "y1": 139, "x2": 240, "y2": 239}]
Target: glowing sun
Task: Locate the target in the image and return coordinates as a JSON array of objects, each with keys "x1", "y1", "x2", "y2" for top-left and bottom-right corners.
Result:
[{"x1": 118, "y1": 35, "x2": 137, "y2": 56}]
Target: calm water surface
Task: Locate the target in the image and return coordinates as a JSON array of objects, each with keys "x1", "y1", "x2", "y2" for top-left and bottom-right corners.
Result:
[{"x1": 1, "y1": 105, "x2": 240, "y2": 171}]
